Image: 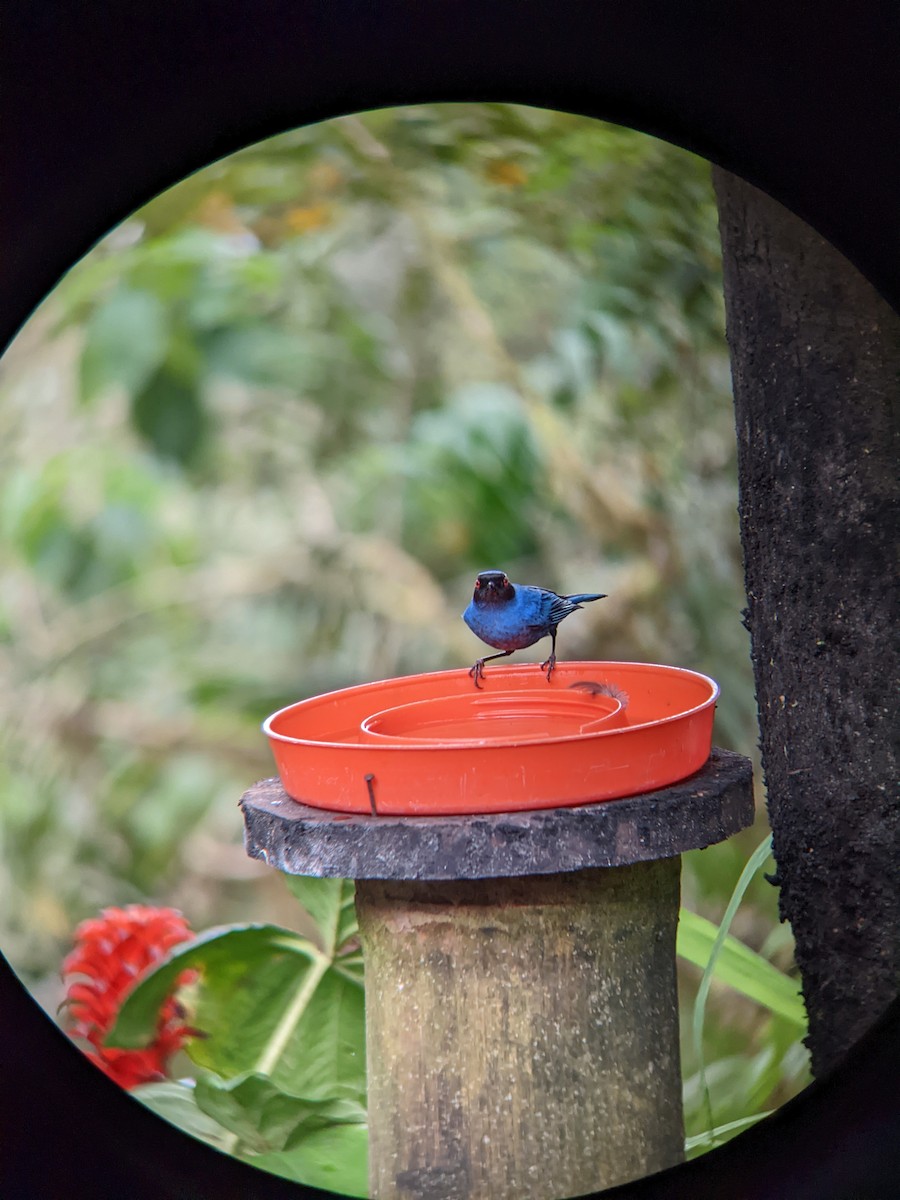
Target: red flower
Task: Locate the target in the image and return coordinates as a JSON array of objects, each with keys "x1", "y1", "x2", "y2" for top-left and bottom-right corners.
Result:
[{"x1": 62, "y1": 904, "x2": 197, "y2": 1090}]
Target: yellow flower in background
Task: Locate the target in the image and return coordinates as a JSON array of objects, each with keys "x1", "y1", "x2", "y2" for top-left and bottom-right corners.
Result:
[
  {"x1": 285, "y1": 202, "x2": 333, "y2": 233},
  {"x1": 485, "y1": 159, "x2": 528, "y2": 188}
]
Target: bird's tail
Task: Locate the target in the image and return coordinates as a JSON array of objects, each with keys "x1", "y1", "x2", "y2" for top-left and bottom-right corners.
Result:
[{"x1": 566, "y1": 592, "x2": 607, "y2": 605}]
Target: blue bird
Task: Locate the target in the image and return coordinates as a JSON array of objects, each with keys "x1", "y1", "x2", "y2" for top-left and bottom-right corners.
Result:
[{"x1": 462, "y1": 569, "x2": 607, "y2": 687}]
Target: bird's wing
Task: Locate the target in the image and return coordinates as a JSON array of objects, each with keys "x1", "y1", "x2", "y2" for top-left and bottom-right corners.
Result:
[{"x1": 545, "y1": 591, "x2": 581, "y2": 626}]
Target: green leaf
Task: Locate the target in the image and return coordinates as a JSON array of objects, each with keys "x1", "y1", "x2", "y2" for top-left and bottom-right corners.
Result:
[
  {"x1": 130, "y1": 369, "x2": 208, "y2": 465},
  {"x1": 194, "y1": 1070, "x2": 364, "y2": 1155},
  {"x1": 689, "y1": 835, "x2": 788, "y2": 1143},
  {"x1": 79, "y1": 287, "x2": 169, "y2": 402},
  {"x1": 282, "y1": 874, "x2": 358, "y2": 955},
  {"x1": 249, "y1": 1120, "x2": 369, "y2": 1197},
  {"x1": 332, "y1": 951, "x2": 365, "y2": 987},
  {"x1": 203, "y1": 325, "x2": 327, "y2": 390},
  {"x1": 106, "y1": 924, "x2": 313, "y2": 1048},
  {"x1": 677, "y1": 909, "x2": 806, "y2": 1028},
  {"x1": 107, "y1": 924, "x2": 366, "y2": 1100},
  {"x1": 130, "y1": 1080, "x2": 235, "y2": 1151}
]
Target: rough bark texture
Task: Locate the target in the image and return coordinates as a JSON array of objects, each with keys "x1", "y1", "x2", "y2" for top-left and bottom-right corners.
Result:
[
  {"x1": 356, "y1": 862, "x2": 684, "y2": 1200},
  {"x1": 713, "y1": 168, "x2": 900, "y2": 1077}
]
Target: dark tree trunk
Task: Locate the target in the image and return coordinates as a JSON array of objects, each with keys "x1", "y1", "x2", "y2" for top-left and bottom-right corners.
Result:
[{"x1": 713, "y1": 168, "x2": 900, "y2": 1077}]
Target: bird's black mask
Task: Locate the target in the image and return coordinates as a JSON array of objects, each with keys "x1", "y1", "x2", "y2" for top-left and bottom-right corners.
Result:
[{"x1": 472, "y1": 571, "x2": 516, "y2": 605}]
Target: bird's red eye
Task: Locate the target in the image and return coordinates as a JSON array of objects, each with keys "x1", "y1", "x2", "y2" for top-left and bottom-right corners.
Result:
[{"x1": 474, "y1": 579, "x2": 481, "y2": 589}]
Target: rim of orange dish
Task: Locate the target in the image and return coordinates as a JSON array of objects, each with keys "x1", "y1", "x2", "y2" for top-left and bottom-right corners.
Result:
[{"x1": 262, "y1": 660, "x2": 718, "y2": 750}]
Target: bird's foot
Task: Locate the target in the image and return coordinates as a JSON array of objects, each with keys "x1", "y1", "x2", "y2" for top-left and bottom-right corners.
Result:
[
  {"x1": 540, "y1": 652, "x2": 557, "y2": 682},
  {"x1": 468, "y1": 660, "x2": 486, "y2": 689}
]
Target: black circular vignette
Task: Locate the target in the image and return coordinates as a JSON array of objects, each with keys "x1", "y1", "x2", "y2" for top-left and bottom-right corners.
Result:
[
  {"x1": 5, "y1": 1, "x2": 900, "y2": 347},
  {"x1": 2, "y1": 3, "x2": 899, "y2": 1198}
]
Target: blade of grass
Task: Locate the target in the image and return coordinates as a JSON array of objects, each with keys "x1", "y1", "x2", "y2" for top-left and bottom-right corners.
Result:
[
  {"x1": 690, "y1": 833, "x2": 777, "y2": 1145},
  {"x1": 684, "y1": 1111, "x2": 772, "y2": 1157},
  {"x1": 677, "y1": 910, "x2": 806, "y2": 1028}
]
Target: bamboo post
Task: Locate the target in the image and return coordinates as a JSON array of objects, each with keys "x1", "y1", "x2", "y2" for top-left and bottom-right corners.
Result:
[
  {"x1": 357, "y1": 863, "x2": 683, "y2": 1198},
  {"x1": 241, "y1": 747, "x2": 754, "y2": 1200}
]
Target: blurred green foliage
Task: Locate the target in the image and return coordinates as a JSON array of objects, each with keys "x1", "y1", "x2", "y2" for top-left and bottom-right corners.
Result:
[
  {"x1": 107, "y1": 850, "x2": 802, "y2": 1185},
  {"x1": 115, "y1": 878, "x2": 367, "y2": 1193},
  {"x1": 0, "y1": 102, "x2": 809, "y2": 1165}
]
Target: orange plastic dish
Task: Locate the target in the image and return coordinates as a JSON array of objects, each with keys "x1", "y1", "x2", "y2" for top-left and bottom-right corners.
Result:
[{"x1": 262, "y1": 661, "x2": 719, "y2": 816}]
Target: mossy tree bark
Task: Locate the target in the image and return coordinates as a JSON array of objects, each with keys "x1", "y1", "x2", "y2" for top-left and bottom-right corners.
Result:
[
  {"x1": 713, "y1": 168, "x2": 900, "y2": 1077},
  {"x1": 356, "y1": 860, "x2": 684, "y2": 1200}
]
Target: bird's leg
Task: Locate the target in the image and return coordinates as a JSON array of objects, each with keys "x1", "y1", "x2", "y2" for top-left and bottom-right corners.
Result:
[
  {"x1": 540, "y1": 628, "x2": 558, "y2": 682},
  {"x1": 469, "y1": 649, "x2": 513, "y2": 689}
]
